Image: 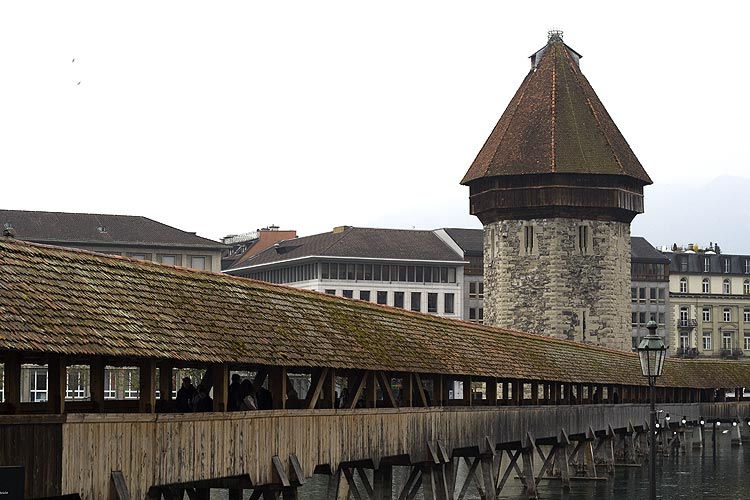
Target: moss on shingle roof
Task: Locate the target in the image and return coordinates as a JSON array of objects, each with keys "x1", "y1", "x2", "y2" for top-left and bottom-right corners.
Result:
[{"x1": 1, "y1": 238, "x2": 748, "y2": 389}]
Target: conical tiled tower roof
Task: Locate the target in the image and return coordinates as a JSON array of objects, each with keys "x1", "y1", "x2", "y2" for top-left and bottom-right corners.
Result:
[{"x1": 462, "y1": 32, "x2": 651, "y2": 185}]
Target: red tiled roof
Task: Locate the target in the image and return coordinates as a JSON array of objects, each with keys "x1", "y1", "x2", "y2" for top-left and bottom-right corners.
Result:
[
  {"x1": 461, "y1": 37, "x2": 651, "y2": 185},
  {"x1": 0, "y1": 238, "x2": 747, "y2": 389}
]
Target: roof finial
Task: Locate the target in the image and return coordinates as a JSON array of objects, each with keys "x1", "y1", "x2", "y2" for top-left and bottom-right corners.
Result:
[{"x1": 548, "y1": 29, "x2": 564, "y2": 43}]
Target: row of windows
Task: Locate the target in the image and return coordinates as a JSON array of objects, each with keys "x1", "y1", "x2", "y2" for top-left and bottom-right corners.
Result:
[
  {"x1": 631, "y1": 263, "x2": 668, "y2": 281},
  {"x1": 0, "y1": 366, "x2": 201, "y2": 404},
  {"x1": 679, "y1": 306, "x2": 750, "y2": 324},
  {"x1": 520, "y1": 225, "x2": 591, "y2": 256},
  {"x1": 631, "y1": 287, "x2": 667, "y2": 303},
  {"x1": 248, "y1": 263, "x2": 318, "y2": 284},
  {"x1": 321, "y1": 263, "x2": 457, "y2": 284},
  {"x1": 678, "y1": 278, "x2": 750, "y2": 295},
  {"x1": 631, "y1": 312, "x2": 666, "y2": 326},
  {"x1": 677, "y1": 256, "x2": 750, "y2": 274},
  {"x1": 324, "y1": 289, "x2": 456, "y2": 315},
  {"x1": 468, "y1": 282, "x2": 484, "y2": 299},
  {"x1": 681, "y1": 331, "x2": 750, "y2": 351},
  {"x1": 116, "y1": 253, "x2": 210, "y2": 271},
  {"x1": 468, "y1": 307, "x2": 484, "y2": 324}
]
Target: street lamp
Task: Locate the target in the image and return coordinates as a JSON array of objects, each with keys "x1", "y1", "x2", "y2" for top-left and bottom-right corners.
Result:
[{"x1": 638, "y1": 319, "x2": 667, "y2": 500}]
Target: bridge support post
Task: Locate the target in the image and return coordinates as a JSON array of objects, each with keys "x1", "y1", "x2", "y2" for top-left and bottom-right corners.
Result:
[
  {"x1": 373, "y1": 464, "x2": 393, "y2": 500},
  {"x1": 521, "y1": 433, "x2": 538, "y2": 499},
  {"x1": 731, "y1": 423, "x2": 743, "y2": 446},
  {"x1": 691, "y1": 424, "x2": 704, "y2": 449},
  {"x1": 593, "y1": 425, "x2": 615, "y2": 474},
  {"x1": 554, "y1": 430, "x2": 571, "y2": 490}
]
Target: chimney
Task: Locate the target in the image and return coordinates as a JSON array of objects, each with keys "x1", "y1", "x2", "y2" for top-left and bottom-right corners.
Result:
[{"x1": 332, "y1": 226, "x2": 351, "y2": 234}]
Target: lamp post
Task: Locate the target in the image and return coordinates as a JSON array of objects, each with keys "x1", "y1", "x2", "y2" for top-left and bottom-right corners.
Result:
[{"x1": 638, "y1": 319, "x2": 667, "y2": 500}]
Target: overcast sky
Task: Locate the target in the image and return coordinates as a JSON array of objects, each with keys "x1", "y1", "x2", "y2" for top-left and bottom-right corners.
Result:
[{"x1": 1, "y1": 2, "x2": 748, "y2": 251}]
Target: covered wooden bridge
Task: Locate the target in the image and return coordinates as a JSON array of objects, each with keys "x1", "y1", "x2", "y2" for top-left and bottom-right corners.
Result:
[{"x1": 1, "y1": 238, "x2": 749, "y2": 499}]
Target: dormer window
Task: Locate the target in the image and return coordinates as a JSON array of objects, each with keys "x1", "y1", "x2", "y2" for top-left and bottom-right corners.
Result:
[
  {"x1": 724, "y1": 259, "x2": 731, "y2": 273},
  {"x1": 704, "y1": 257, "x2": 710, "y2": 272}
]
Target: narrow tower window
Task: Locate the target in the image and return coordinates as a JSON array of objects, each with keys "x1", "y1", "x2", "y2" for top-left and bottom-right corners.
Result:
[
  {"x1": 578, "y1": 225, "x2": 590, "y2": 255},
  {"x1": 521, "y1": 225, "x2": 536, "y2": 255}
]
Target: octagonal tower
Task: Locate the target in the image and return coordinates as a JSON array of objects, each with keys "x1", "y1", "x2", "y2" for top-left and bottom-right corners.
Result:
[{"x1": 461, "y1": 32, "x2": 652, "y2": 351}]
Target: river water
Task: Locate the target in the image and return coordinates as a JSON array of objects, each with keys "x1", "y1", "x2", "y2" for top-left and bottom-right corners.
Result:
[{"x1": 210, "y1": 429, "x2": 748, "y2": 499}]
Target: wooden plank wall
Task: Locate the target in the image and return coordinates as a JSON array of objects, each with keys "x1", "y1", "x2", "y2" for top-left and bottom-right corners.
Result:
[
  {"x1": 57, "y1": 402, "x2": 750, "y2": 500},
  {"x1": 0, "y1": 416, "x2": 63, "y2": 498}
]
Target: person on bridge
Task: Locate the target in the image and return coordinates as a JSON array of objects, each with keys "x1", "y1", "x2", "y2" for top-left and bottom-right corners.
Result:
[
  {"x1": 176, "y1": 377, "x2": 197, "y2": 412},
  {"x1": 255, "y1": 382, "x2": 273, "y2": 410},
  {"x1": 240, "y1": 379, "x2": 257, "y2": 410},
  {"x1": 228, "y1": 373, "x2": 242, "y2": 411},
  {"x1": 192, "y1": 384, "x2": 213, "y2": 412}
]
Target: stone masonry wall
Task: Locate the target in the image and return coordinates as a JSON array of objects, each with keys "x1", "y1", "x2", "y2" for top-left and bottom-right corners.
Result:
[{"x1": 484, "y1": 218, "x2": 632, "y2": 351}]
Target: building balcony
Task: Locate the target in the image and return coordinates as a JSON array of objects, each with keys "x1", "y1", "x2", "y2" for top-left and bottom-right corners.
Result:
[
  {"x1": 675, "y1": 347, "x2": 699, "y2": 359},
  {"x1": 676, "y1": 319, "x2": 698, "y2": 329},
  {"x1": 720, "y1": 348, "x2": 744, "y2": 360}
]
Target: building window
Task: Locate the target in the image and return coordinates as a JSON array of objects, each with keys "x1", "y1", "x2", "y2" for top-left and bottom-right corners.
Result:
[
  {"x1": 631, "y1": 287, "x2": 637, "y2": 302},
  {"x1": 679, "y1": 257, "x2": 688, "y2": 272},
  {"x1": 702, "y1": 278, "x2": 710, "y2": 293},
  {"x1": 394, "y1": 292, "x2": 405, "y2": 308},
  {"x1": 639, "y1": 312, "x2": 646, "y2": 325},
  {"x1": 359, "y1": 290, "x2": 370, "y2": 301},
  {"x1": 723, "y1": 332, "x2": 733, "y2": 350},
  {"x1": 649, "y1": 288, "x2": 657, "y2": 302},
  {"x1": 469, "y1": 282, "x2": 477, "y2": 299},
  {"x1": 745, "y1": 259, "x2": 750, "y2": 274},
  {"x1": 679, "y1": 307, "x2": 688, "y2": 326},
  {"x1": 638, "y1": 288, "x2": 646, "y2": 302},
  {"x1": 704, "y1": 257, "x2": 710, "y2": 273},
  {"x1": 723, "y1": 279, "x2": 731, "y2": 294},
  {"x1": 703, "y1": 331, "x2": 712, "y2": 350},
  {"x1": 658, "y1": 312, "x2": 665, "y2": 326},
  {"x1": 478, "y1": 308, "x2": 483, "y2": 323},
  {"x1": 724, "y1": 259, "x2": 731, "y2": 273},
  {"x1": 427, "y1": 293, "x2": 438, "y2": 313},
  {"x1": 679, "y1": 278, "x2": 687, "y2": 293},
  {"x1": 745, "y1": 280, "x2": 750, "y2": 295},
  {"x1": 745, "y1": 333, "x2": 750, "y2": 351},
  {"x1": 190, "y1": 256, "x2": 206, "y2": 270},
  {"x1": 658, "y1": 288, "x2": 666, "y2": 302},
  {"x1": 129, "y1": 253, "x2": 148, "y2": 261},
  {"x1": 29, "y1": 368, "x2": 48, "y2": 402},
  {"x1": 124, "y1": 370, "x2": 139, "y2": 399},
  {"x1": 410, "y1": 292, "x2": 421, "y2": 312},
  {"x1": 342, "y1": 290, "x2": 354, "y2": 299},
  {"x1": 325, "y1": 289, "x2": 336, "y2": 295},
  {"x1": 723, "y1": 308, "x2": 732, "y2": 322},
  {"x1": 631, "y1": 312, "x2": 638, "y2": 326},
  {"x1": 104, "y1": 370, "x2": 117, "y2": 399},
  {"x1": 160, "y1": 255, "x2": 177, "y2": 266},
  {"x1": 376, "y1": 291, "x2": 388, "y2": 305},
  {"x1": 679, "y1": 333, "x2": 689, "y2": 349},
  {"x1": 578, "y1": 225, "x2": 590, "y2": 255},
  {"x1": 523, "y1": 225, "x2": 535, "y2": 255},
  {"x1": 478, "y1": 282, "x2": 484, "y2": 298},
  {"x1": 444, "y1": 293, "x2": 455, "y2": 314},
  {"x1": 702, "y1": 307, "x2": 711, "y2": 322},
  {"x1": 470, "y1": 308, "x2": 477, "y2": 320},
  {"x1": 65, "y1": 369, "x2": 87, "y2": 400}
]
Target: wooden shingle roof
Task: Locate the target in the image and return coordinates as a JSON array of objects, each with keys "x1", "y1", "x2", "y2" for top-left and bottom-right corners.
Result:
[
  {"x1": 1, "y1": 238, "x2": 748, "y2": 389},
  {"x1": 461, "y1": 36, "x2": 652, "y2": 186}
]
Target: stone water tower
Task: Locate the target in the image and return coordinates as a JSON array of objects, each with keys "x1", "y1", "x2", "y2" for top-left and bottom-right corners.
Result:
[{"x1": 461, "y1": 31, "x2": 652, "y2": 351}]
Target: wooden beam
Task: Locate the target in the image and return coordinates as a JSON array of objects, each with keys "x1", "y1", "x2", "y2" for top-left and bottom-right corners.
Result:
[
  {"x1": 289, "y1": 454, "x2": 306, "y2": 486},
  {"x1": 531, "y1": 381, "x2": 539, "y2": 405},
  {"x1": 110, "y1": 471, "x2": 131, "y2": 500},
  {"x1": 268, "y1": 367, "x2": 287, "y2": 410},
  {"x1": 413, "y1": 373, "x2": 429, "y2": 407},
  {"x1": 462, "y1": 375, "x2": 472, "y2": 406},
  {"x1": 377, "y1": 371, "x2": 397, "y2": 408},
  {"x1": 159, "y1": 362, "x2": 173, "y2": 402},
  {"x1": 4, "y1": 351, "x2": 21, "y2": 413},
  {"x1": 272, "y1": 455, "x2": 291, "y2": 487},
  {"x1": 402, "y1": 373, "x2": 413, "y2": 407},
  {"x1": 305, "y1": 368, "x2": 329, "y2": 409},
  {"x1": 486, "y1": 378, "x2": 497, "y2": 406},
  {"x1": 138, "y1": 359, "x2": 156, "y2": 413},
  {"x1": 47, "y1": 354, "x2": 66, "y2": 414},
  {"x1": 365, "y1": 371, "x2": 377, "y2": 408},
  {"x1": 347, "y1": 371, "x2": 367, "y2": 409},
  {"x1": 253, "y1": 366, "x2": 269, "y2": 388},
  {"x1": 212, "y1": 363, "x2": 229, "y2": 412},
  {"x1": 89, "y1": 358, "x2": 105, "y2": 412}
]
